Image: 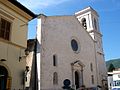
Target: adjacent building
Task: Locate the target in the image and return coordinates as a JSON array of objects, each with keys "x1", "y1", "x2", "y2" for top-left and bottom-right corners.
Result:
[
  {"x1": 108, "y1": 69, "x2": 120, "y2": 90},
  {"x1": 107, "y1": 59, "x2": 120, "y2": 90},
  {"x1": 0, "y1": 0, "x2": 36, "y2": 90},
  {"x1": 36, "y1": 7, "x2": 107, "y2": 90}
]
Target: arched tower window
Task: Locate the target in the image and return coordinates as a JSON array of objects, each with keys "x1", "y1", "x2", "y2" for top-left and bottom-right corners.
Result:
[
  {"x1": 81, "y1": 18, "x2": 87, "y2": 30},
  {"x1": 53, "y1": 72, "x2": 58, "y2": 85},
  {"x1": 94, "y1": 18, "x2": 97, "y2": 30}
]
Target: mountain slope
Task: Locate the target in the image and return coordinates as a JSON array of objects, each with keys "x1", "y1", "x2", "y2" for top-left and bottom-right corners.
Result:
[{"x1": 106, "y1": 58, "x2": 120, "y2": 71}]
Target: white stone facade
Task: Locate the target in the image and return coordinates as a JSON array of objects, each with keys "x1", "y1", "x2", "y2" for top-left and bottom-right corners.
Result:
[{"x1": 36, "y1": 7, "x2": 107, "y2": 90}]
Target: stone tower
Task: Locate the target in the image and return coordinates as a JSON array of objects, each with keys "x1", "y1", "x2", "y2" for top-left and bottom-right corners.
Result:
[{"x1": 75, "y1": 7, "x2": 107, "y2": 89}]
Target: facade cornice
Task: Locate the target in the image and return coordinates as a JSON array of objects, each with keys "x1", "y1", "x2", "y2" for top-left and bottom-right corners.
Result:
[
  {"x1": 0, "y1": 38, "x2": 26, "y2": 49},
  {"x1": 0, "y1": 0, "x2": 36, "y2": 21},
  {"x1": 88, "y1": 29, "x2": 103, "y2": 37},
  {"x1": 75, "y1": 7, "x2": 99, "y2": 17}
]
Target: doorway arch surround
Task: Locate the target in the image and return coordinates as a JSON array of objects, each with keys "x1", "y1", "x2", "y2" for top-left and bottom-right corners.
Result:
[
  {"x1": 71, "y1": 60, "x2": 85, "y2": 89},
  {"x1": 0, "y1": 63, "x2": 11, "y2": 90}
]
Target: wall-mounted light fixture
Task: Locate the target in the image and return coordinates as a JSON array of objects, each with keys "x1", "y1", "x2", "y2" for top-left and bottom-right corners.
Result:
[{"x1": 19, "y1": 49, "x2": 29, "y2": 62}]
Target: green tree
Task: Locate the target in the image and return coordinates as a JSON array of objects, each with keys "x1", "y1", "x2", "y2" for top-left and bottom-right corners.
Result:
[{"x1": 108, "y1": 63, "x2": 115, "y2": 72}]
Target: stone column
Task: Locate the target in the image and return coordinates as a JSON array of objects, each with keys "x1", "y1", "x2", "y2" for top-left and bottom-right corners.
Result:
[
  {"x1": 71, "y1": 63, "x2": 76, "y2": 89},
  {"x1": 81, "y1": 67, "x2": 84, "y2": 85}
]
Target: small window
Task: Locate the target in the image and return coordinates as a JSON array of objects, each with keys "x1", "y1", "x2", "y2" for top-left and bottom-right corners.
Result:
[
  {"x1": 0, "y1": 18, "x2": 11, "y2": 40},
  {"x1": 53, "y1": 55, "x2": 57, "y2": 66},
  {"x1": 91, "y1": 75, "x2": 94, "y2": 84},
  {"x1": 90, "y1": 63, "x2": 93, "y2": 72},
  {"x1": 53, "y1": 72, "x2": 58, "y2": 85},
  {"x1": 81, "y1": 18, "x2": 87, "y2": 29},
  {"x1": 71, "y1": 39, "x2": 78, "y2": 52}
]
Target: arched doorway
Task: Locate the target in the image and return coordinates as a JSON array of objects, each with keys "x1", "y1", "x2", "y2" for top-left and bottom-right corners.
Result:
[
  {"x1": 0, "y1": 66, "x2": 8, "y2": 90},
  {"x1": 75, "y1": 71, "x2": 79, "y2": 89}
]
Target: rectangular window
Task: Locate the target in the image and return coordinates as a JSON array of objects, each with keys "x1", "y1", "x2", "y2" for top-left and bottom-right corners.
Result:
[
  {"x1": 0, "y1": 18, "x2": 11, "y2": 40},
  {"x1": 90, "y1": 63, "x2": 93, "y2": 72},
  {"x1": 53, "y1": 55, "x2": 57, "y2": 66}
]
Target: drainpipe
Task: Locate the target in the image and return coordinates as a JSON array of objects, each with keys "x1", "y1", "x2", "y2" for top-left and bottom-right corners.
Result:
[
  {"x1": 93, "y1": 40, "x2": 99, "y2": 90},
  {"x1": 71, "y1": 63, "x2": 74, "y2": 89},
  {"x1": 34, "y1": 38, "x2": 38, "y2": 90}
]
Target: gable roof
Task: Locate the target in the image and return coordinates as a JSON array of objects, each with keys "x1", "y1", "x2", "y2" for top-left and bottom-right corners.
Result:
[{"x1": 8, "y1": 0, "x2": 36, "y2": 19}]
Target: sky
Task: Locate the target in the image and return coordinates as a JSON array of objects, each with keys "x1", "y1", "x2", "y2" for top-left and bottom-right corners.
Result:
[{"x1": 17, "y1": 0, "x2": 120, "y2": 61}]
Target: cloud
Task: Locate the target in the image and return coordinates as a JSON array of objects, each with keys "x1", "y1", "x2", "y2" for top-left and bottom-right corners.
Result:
[{"x1": 17, "y1": 0, "x2": 69, "y2": 10}]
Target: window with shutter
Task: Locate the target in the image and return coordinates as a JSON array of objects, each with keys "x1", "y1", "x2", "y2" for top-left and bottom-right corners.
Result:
[{"x1": 0, "y1": 18, "x2": 11, "y2": 40}]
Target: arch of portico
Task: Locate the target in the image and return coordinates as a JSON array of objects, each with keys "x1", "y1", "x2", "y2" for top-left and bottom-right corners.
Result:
[{"x1": 71, "y1": 60, "x2": 85, "y2": 89}]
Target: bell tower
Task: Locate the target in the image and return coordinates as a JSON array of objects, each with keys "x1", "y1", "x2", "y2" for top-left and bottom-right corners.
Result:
[
  {"x1": 75, "y1": 7, "x2": 108, "y2": 88},
  {"x1": 75, "y1": 7, "x2": 101, "y2": 39},
  {"x1": 75, "y1": 7, "x2": 104, "y2": 53}
]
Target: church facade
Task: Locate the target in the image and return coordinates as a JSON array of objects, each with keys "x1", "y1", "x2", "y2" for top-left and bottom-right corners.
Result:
[{"x1": 36, "y1": 7, "x2": 107, "y2": 90}]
